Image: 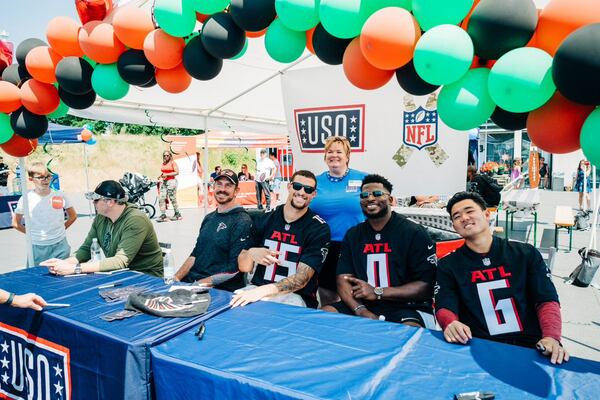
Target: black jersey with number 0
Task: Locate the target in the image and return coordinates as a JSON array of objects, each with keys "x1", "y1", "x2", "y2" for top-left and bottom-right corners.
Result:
[
  {"x1": 338, "y1": 212, "x2": 437, "y2": 311},
  {"x1": 435, "y1": 236, "x2": 559, "y2": 348},
  {"x1": 251, "y1": 205, "x2": 330, "y2": 308}
]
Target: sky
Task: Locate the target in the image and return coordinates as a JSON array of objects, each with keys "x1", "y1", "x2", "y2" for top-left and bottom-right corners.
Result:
[{"x1": 1, "y1": 0, "x2": 554, "y2": 49}]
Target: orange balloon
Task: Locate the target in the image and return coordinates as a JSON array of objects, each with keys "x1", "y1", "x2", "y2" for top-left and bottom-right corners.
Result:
[
  {"x1": 46, "y1": 16, "x2": 84, "y2": 57},
  {"x1": 343, "y1": 38, "x2": 394, "y2": 90},
  {"x1": 144, "y1": 29, "x2": 185, "y2": 70},
  {"x1": 156, "y1": 63, "x2": 191, "y2": 94},
  {"x1": 527, "y1": 93, "x2": 594, "y2": 154},
  {"x1": 460, "y1": 0, "x2": 481, "y2": 30},
  {"x1": 20, "y1": 80, "x2": 60, "y2": 115},
  {"x1": 537, "y1": 0, "x2": 600, "y2": 56},
  {"x1": 0, "y1": 135, "x2": 38, "y2": 157},
  {"x1": 305, "y1": 27, "x2": 316, "y2": 54},
  {"x1": 246, "y1": 29, "x2": 267, "y2": 38},
  {"x1": 0, "y1": 81, "x2": 22, "y2": 113},
  {"x1": 360, "y1": 7, "x2": 420, "y2": 70},
  {"x1": 25, "y1": 46, "x2": 63, "y2": 84},
  {"x1": 78, "y1": 20, "x2": 126, "y2": 64},
  {"x1": 113, "y1": 6, "x2": 155, "y2": 50},
  {"x1": 196, "y1": 12, "x2": 210, "y2": 23},
  {"x1": 81, "y1": 128, "x2": 93, "y2": 141}
]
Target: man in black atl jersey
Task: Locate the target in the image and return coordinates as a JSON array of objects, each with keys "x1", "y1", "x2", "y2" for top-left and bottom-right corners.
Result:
[
  {"x1": 230, "y1": 170, "x2": 330, "y2": 309},
  {"x1": 322, "y1": 174, "x2": 437, "y2": 327},
  {"x1": 435, "y1": 191, "x2": 568, "y2": 364}
]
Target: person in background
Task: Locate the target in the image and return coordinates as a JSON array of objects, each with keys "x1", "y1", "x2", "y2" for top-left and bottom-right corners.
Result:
[
  {"x1": 575, "y1": 159, "x2": 592, "y2": 211},
  {"x1": 409, "y1": 195, "x2": 441, "y2": 208},
  {"x1": 255, "y1": 149, "x2": 275, "y2": 211},
  {"x1": 12, "y1": 163, "x2": 77, "y2": 266},
  {"x1": 0, "y1": 289, "x2": 47, "y2": 311},
  {"x1": 0, "y1": 155, "x2": 9, "y2": 196},
  {"x1": 310, "y1": 136, "x2": 368, "y2": 306},
  {"x1": 539, "y1": 157, "x2": 549, "y2": 190},
  {"x1": 269, "y1": 152, "x2": 282, "y2": 197},
  {"x1": 210, "y1": 166, "x2": 221, "y2": 185},
  {"x1": 466, "y1": 165, "x2": 502, "y2": 207},
  {"x1": 238, "y1": 164, "x2": 254, "y2": 181},
  {"x1": 157, "y1": 151, "x2": 181, "y2": 222},
  {"x1": 195, "y1": 152, "x2": 204, "y2": 197},
  {"x1": 511, "y1": 159, "x2": 523, "y2": 189},
  {"x1": 41, "y1": 180, "x2": 163, "y2": 277}
]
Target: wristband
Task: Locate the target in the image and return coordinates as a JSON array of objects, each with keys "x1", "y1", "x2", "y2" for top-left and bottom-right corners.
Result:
[
  {"x1": 353, "y1": 304, "x2": 366, "y2": 314},
  {"x1": 4, "y1": 292, "x2": 15, "y2": 306}
]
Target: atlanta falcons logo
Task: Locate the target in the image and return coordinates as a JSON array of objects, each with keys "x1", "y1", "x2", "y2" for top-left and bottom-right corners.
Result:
[{"x1": 144, "y1": 296, "x2": 206, "y2": 312}]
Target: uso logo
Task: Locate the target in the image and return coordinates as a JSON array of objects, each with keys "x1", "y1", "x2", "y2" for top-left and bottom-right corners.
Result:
[
  {"x1": 294, "y1": 105, "x2": 365, "y2": 153},
  {"x1": 0, "y1": 323, "x2": 71, "y2": 400},
  {"x1": 403, "y1": 107, "x2": 438, "y2": 150}
]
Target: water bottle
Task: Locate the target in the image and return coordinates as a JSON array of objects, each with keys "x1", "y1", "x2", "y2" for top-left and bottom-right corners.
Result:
[
  {"x1": 91, "y1": 238, "x2": 104, "y2": 262},
  {"x1": 12, "y1": 165, "x2": 21, "y2": 195},
  {"x1": 163, "y1": 244, "x2": 175, "y2": 285}
]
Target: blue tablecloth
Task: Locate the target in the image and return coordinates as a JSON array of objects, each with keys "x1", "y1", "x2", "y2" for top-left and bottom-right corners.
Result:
[
  {"x1": 0, "y1": 267, "x2": 232, "y2": 400},
  {"x1": 151, "y1": 301, "x2": 600, "y2": 400}
]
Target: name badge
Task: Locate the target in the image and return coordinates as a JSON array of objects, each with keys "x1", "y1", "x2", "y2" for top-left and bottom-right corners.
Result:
[{"x1": 346, "y1": 180, "x2": 362, "y2": 192}]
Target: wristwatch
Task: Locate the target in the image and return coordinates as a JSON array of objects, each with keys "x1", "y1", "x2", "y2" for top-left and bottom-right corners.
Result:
[
  {"x1": 74, "y1": 263, "x2": 82, "y2": 274},
  {"x1": 374, "y1": 287, "x2": 384, "y2": 300}
]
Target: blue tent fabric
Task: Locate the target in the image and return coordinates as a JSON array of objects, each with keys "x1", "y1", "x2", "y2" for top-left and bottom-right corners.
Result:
[{"x1": 38, "y1": 123, "x2": 84, "y2": 145}]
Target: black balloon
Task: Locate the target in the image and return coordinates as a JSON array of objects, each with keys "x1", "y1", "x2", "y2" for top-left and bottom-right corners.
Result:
[
  {"x1": 230, "y1": 0, "x2": 276, "y2": 32},
  {"x1": 55, "y1": 57, "x2": 94, "y2": 95},
  {"x1": 553, "y1": 23, "x2": 600, "y2": 106},
  {"x1": 183, "y1": 36, "x2": 223, "y2": 80},
  {"x1": 1, "y1": 64, "x2": 31, "y2": 87},
  {"x1": 140, "y1": 76, "x2": 157, "y2": 88},
  {"x1": 395, "y1": 61, "x2": 440, "y2": 96},
  {"x1": 312, "y1": 24, "x2": 351, "y2": 65},
  {"x1": 467, "y1": 0, "x2": 537, "y2": 60},
  {"x1": 490, "y1": 107, "x2": 528, "y2": 131},
  {"x1": 117, "y1": 49, "x2": 155, "y2": 86},
  {"x1": 10, "y1": 107, "x2": 49, "y2": 139},
  {"x1": 201, "y1": 13, "x2": 246, "y2": 59},
  {"x1": 58, "y1": 87, "x2": 97, "y2": 110},
  {"x1": 15, "y1": 38, "x2": 47, "y2": 65}
]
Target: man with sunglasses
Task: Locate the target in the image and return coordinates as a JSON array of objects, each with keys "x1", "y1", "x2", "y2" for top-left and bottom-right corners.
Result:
[
  {"x1": 173, "y1": 169, "x2": 253, "y2": 291},
  {"x1": 41, "y1": 180, "x2": 163, "y2": 277},
  {"x1": 231, "y1": 170, "x2": 330, "y2": 308},
  {"x1": 12, "y1": 163, "x2": 77, "y2": 266},
  {"x1": 322, "y1": 174, "x2": 436, "y2": 327}
]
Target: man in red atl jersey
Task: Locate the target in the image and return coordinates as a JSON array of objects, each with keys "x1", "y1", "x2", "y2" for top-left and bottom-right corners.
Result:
[{"x1": 435, "y1": 191, "x2": 568, "y2": 364}]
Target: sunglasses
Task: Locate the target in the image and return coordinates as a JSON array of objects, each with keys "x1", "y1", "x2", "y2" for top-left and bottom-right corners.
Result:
[
  {"x1": 291, "y1": 182, "x2": 315, "y2": 194},
  {"x1": 359, "y1": 190, "x2": 389, "y2": 199}
]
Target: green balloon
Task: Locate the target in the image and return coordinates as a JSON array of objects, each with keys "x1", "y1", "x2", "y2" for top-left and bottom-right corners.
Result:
[
  {"x1": 319, "y1": 0, "x2": 371, "y2": 39},
  {"x1": 83, "y1": 56, "x2": 97, "y2": 68},
  {"x1": 0, "y1": 113, "x2": 14, "y2": 145},
  {"x1": 48, "y1": 101, "x2": 69, "y2": 119},
  {"x1": 488, "y1": 47, "x2": 555, "y2": 113},
  {"x1": 438, "y1": 68, "x2": 496, "y2": 131},
  {"x1": 91, "y1": 63, "x2": 130, "y2": 101},
  {"x1": 276, "y1": 0, "x2": 320, "y2": 32},
  {"x1": 230, "y1": 38, "x2": 248, "y2": 60},
  {"x1": 154, "y1": 0, "x2": 197, "y2": 38},
  {"x1": 580, "y1": 109, "x2": 600, "y2": 167},
  {"x1": 413, "y1": 24, "x2": 473, "y2": 86},
  {"x1": 367, "y1": 0, "x2": 412, "y2": 13},
  {"x1": 265, "y1": 19, "x2": 306, "y2": 63},
  {"x1": 413, "y1": 0, "x2": 473, "y2": 31},
  {"x1": 194, "y1": 0, "x2": 230, "y2": 15}
]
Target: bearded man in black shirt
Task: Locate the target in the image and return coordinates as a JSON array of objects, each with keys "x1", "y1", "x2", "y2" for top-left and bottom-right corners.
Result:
[
  {"x1": 435, "y1": 191, "x2": 568, "y2": 364},
  {"x1": 322, "y1": 174, "x2": 437, "y2": 327}
]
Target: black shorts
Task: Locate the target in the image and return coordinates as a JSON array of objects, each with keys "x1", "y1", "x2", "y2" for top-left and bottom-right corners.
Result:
[
  {"x1": 330, "y1": 301, "x2": 430, "y2": 327},
  {"x1": 318, "y1": 241, "x2": 341, "y2": 292}
]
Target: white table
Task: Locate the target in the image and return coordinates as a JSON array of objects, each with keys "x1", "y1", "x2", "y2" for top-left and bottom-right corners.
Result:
[{"x1": 500, "y1": 189, "x2": 541, "y2": 244}]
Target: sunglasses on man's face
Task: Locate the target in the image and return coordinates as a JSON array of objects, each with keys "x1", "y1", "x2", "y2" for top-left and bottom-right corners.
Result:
[
  {"x1": 291, "y1": 182, "x2": 315, "y2": 194},
  {"x1": 359, "y1": 190, "x2": 389, "y2": 199}
]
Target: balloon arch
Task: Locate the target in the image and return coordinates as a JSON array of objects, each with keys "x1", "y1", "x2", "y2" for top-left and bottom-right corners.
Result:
[{"x1": 1, "y1": 0, "x2": 600, "y2": 164}]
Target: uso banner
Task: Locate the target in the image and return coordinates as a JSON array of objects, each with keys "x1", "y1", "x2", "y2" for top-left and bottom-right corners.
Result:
[{"x1": 281, "y1": 66, "x2": 468, "y2": 196}]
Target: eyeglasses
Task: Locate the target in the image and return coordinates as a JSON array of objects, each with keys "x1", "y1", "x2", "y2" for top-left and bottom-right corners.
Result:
[
  {"x1": 291, "y1": 182, "x2": 315, "y2": 194},
  {"x1": 33, "y1": 175, "x2": 52, "y2": 180},
  {"x1": 359, "y1": 190, "x2": 389, "y2": 199}
]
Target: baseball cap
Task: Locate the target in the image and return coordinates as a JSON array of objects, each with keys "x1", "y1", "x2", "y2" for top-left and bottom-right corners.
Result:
[
  {"x1": 85, "y1": 180, "x2": 128, "y2": 201},
  {"x1": 214, "y1": 168, "x2": 239, "y2": 186}
]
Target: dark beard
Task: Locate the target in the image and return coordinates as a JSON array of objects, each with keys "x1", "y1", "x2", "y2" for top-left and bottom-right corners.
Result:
[
  {"x1": 362, "y1": 203, "x2": 388, "y2": 219},
  {"x1": 290, "y1": 197, "x2": 307, "y2": 210}
]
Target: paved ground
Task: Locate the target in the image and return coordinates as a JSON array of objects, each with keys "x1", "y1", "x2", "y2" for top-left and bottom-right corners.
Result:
[{"x1": 1, "y1": 189, "x2": 600, "y2": 362}]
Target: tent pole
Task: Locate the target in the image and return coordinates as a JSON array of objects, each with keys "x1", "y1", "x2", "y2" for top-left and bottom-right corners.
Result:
[
  {"x1": 83, "y1": 143, "x2": 93, "y2": 217},
  {"x1": 19, "y1": 157, "x2": 34, "y2": 267},
  {"x1": 203, "y1": 115, "x2": 209, "y2": 215}
]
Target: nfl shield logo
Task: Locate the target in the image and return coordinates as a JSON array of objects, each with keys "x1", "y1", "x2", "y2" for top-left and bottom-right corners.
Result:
[
  {"x1": 294, "y1": 105, "x2": 365, "y2": 153},
  {"x1": 403, "y1": 106, "x2": 438, "y2": 150}
]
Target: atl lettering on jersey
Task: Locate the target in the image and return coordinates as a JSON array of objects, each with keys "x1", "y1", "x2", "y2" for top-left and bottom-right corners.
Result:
[
  {"x1": 403, "y1": 106, "x2": 438, "y2": 150},
  {"x1": 0, "y1": 323, "x2": 71, "y2": 400},
  {"x1": 294, "y1": 105, "x2": 365, "y2": 153}
]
